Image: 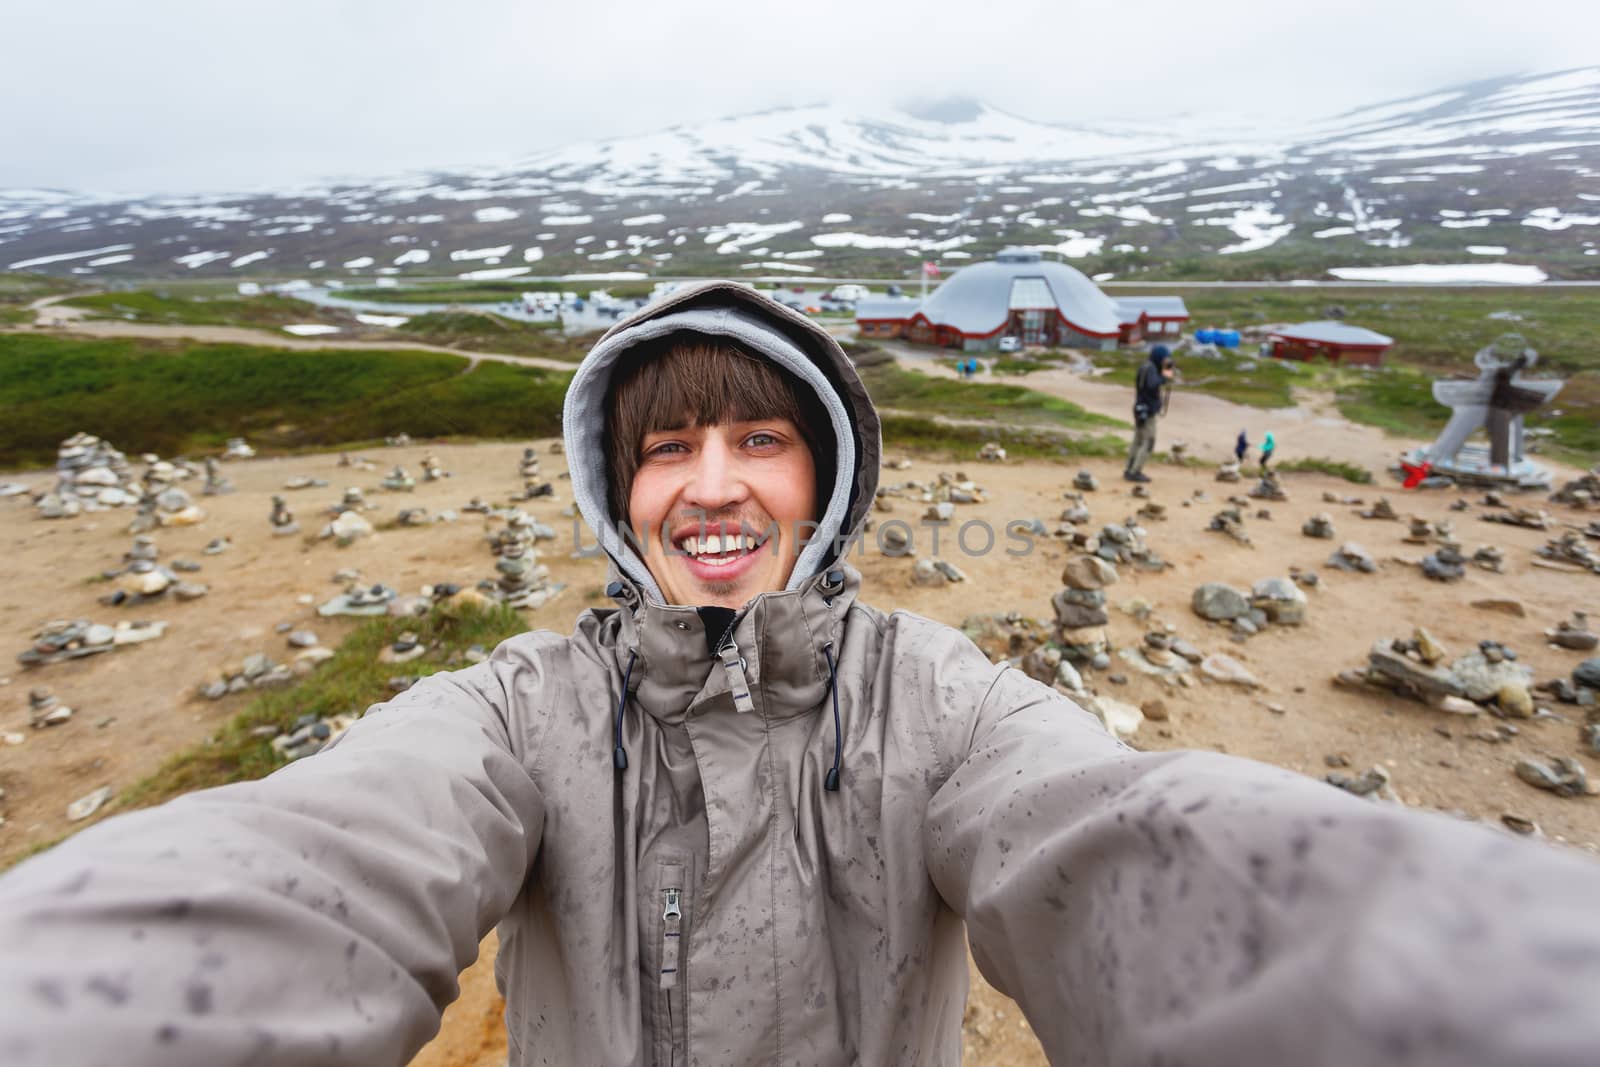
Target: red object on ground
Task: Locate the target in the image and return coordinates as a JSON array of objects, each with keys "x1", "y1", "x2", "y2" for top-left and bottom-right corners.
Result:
[{"x1": 1400, "y1": 459, "x2": 1432, "y2": 489}]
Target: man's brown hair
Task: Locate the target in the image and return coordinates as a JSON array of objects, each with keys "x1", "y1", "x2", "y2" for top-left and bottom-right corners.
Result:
[{"x1": 604, "y1": 336, "x2": 834, "y2": 525}]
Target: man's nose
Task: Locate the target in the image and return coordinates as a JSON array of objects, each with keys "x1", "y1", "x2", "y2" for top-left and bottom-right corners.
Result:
[{"x1": 681, "y1": 435, "x2": 747, "y2": 511}]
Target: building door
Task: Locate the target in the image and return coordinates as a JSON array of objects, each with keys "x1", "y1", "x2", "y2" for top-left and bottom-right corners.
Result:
[{"x1": 1020, "y1": 309, "x2": 1047, "y2": 346}]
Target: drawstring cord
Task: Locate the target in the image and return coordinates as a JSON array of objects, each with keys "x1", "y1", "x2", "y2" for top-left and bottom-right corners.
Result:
[
  {"x1": 614, "y1": 650, "x2": 637, "y2": 772},
  {"x1": 822, "y1": 643, "x2": 842, "y2": 792}
]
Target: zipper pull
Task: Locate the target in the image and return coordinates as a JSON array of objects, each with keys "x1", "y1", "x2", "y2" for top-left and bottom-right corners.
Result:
[
  {"x1": 660, "y1": 887, "x2": 682, "y2": 990},
  {"x1": 719, "y1": 640, "x2": 755, "y2": 714}
]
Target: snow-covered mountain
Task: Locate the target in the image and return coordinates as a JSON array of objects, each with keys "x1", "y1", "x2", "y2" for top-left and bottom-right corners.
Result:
[{"x1": 4, "y1": 67, "x2": 1598, "y2": 281}]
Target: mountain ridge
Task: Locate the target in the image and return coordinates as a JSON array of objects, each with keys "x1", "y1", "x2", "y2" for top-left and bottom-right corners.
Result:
[{"x1": 3, "y1": 66, "x2": 1597, "y2": 281}]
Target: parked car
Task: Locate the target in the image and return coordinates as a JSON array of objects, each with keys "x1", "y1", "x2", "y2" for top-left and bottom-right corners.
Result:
[{"x1": 997, "y1": 336, "x2": 1021, "y2": 353}]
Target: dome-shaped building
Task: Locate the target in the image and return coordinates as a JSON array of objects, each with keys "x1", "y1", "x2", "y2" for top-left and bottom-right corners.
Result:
[{"x1": 856, "y1": 248, "x2": 1125, "y2": 352}]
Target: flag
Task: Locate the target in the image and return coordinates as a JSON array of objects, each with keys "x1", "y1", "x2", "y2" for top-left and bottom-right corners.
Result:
[{"x1": 921, "y1": 261, "x2": 941, "y2": 277}]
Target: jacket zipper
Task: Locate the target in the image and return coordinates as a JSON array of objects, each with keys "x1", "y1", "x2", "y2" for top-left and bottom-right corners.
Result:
[{"x1": 661, "y1": 886, "x2": 683, "y2": 1066}]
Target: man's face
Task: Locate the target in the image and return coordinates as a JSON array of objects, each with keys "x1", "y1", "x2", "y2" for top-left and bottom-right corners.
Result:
[{"x1": 628, "y1": 418, "x2": 818, "y2": 609}]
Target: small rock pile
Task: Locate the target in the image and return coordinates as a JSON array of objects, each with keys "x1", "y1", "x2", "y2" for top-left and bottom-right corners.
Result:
[
  {"x1": 1301, "y1": 513, "x2": 1336, "y2": 539},
  {"x1": 1336, "y1": 628, "x2": 1534, "y2": 717},
  {"x1": 1359, "y1": 497, "x2": 1399, "y2": 521},
  {"x1": 1420, "y1": 544, "x2": 1467, "y2": 582},
  {"x1": 1247, "y1": 472, "x2": 1287, "y2": 502},
  {"x1": 268, "y1": 713, "x2": 357, "y2": 762},
  {"x1": 382, "y1": 465, "x2": 416, "y2": 492},
  {"x1": 221, "y1": 437, "x2": 255, "y2": 460},
  {"x1": 36, "y1": 433, "x2": 139, "y2": 517},
  {"x1": 1073, "y1": 470, "x2": 1098, "y2": 492},
  {"x1": 1191, "y1": 578, "x2": 1307, "y2": 638},
  {"x1": 201, "y1": 457, "x2": 233, "y2": 495},
  {"x1": 269, "y1": 495, "x2": 299, "y2": 536},
  {"x1": 99, "y1": 537, "x2": 208, "y2": 606},
  {"x1": 1215, "y1": 460, "x2": 1241, "y2": 483},
  {"x1": 1327, "y1": 541, "x2": 1377, "y2": 573},
  {"x1": 319, "y1": 584, "x2": 399, "y2": 617},
  {"x1": 1547, "y1": 612, "x2": 1598, "y2": 652},
  {"x1": 1536, "y1": 532, "x2": 1600, "y2": 574},
  {"x1": 1207, "y1": 507, "x2": 1251, "y2": 546},
  {"x1": 18, "y1": 619, "x2": 168, "y2": 666},
  {"x1": 421, "y1": 452, "x2": 448, "y2": 482},
  {"x1": 976, "y1": 442, "x2": 1006, "y2": 462},
  {"x1": 198, "y1": 650, "x2": 325, "y2": 698},
  {"x1": 29, "y1": 687, "x2": 73, "y2": 728},
  {"x1": 1549, "y1": 467, "x2": 1600, "y2": 509},
  {"x1": 1482, "y1": 507, "x2": 1551, "y2": 530}
]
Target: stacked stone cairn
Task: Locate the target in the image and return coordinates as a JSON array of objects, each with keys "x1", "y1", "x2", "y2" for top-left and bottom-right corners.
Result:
[
  {"x1": 1483, "y1": 506, "x2": 1552, "y2": 530},
  {"x1": 977, "y1": 442, "x2": 1006, "y2": 462},
  {"x1": 1302, "y1": 512, "x2": 1336, "y2": 539},
  {"x1": 101, "y1": 536, "x2": 207, "y2": 605},
  {"x1": 1472, "y1": 544, "x2": 1505, "y2": 572},
  {"x1": 1191, "y1": 577, "x2": 1307, "y2": 638},
  {"x1": 381, "y1": 465, "x2": 416, "y2": 492},
  {"x1": 1327, "y1": 541, "x2": 1377, "y2": 573},
  {"x1": 1421, "y1": 543, "x2": 1467, "y2": 582},
  {"x1": 1215, "y1": 459, "x2": 1242, "y2": 483},
  {"x1": 1547, "y1": 612, "x2": 1598, "y2": 652},
  {"x1": 319, "y1": 488, "x2": 376, "y2": 542},
  {"x1": 1072, "y1": 470, "x2": 1098, "y2": 493},
  {"x1": 36, "y1": 433, "x2": 139, "y2": 517},
  {"x1": 1207, "y1": 507, "x2": 1251, "y2": 546},
  {"x1": 29, "y1": 688, "x2": 73, "y2": 728},
  {"x1": 221, "y1": 437, "x2": 255, "y2": 460},
  {"x1": 202, "y1": 456, "x2": 234, "y2": 495},
  {"x1": 269, "y1": 495, "x2": 299, "y2": 536},
  {"x1": 421, "y1": 452, "x2": 447, "y2": 482},
  {"x1": 1247, "y1": 471, "x2": 1287, "y2": 502},
  {"x1": 1360, "y1": 497, "x2": 1399, "y2": 521},
  {"x1": 1536, "y1": 532, "x2": 1600, "y2": 573},
  {"x1": 482, "y1": 513, "x2": 560, "y2": 609},
  {"x1": 1054, "y1": 555, "x2": 1118, "y2": 667},
  {"x1": 1550, "y1": 467, "x2": 1600, "y2": 509}
]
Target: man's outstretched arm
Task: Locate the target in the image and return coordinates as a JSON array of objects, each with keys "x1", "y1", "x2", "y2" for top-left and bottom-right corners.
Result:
[
  {"x1": 0, "y1": 646, "x2": 547, "y2": 1067},
  {"x1": 925, "y1": 665, "x2": 1600, "y2": 1067}
]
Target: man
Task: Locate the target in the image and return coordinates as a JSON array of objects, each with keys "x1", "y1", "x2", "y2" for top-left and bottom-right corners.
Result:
[
  {"x1": 3, "y1": 281, "x2": 1600, "y2": 1067},
  {"x1": 1125, "y1": 343, "x2": 1174, "y2": 483}
]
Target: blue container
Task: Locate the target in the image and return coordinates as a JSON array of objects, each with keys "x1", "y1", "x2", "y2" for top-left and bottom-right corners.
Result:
[
  {"x1": 1195, "y1": 328, "x2": 1216, "y2": 345},
  {"x1": 1217, "y1": 329, "x2": 1241, "y2": 349}
]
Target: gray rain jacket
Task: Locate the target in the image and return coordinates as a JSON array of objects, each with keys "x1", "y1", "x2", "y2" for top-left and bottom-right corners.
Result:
[{"x1": 4, "y1": 282, "x2": 1600, "y2": 1067}]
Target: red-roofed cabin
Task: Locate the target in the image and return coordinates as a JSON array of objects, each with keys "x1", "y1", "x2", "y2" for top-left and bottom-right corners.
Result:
[{"x1": 1267, "y1": 321, "x2": 1395, "y2": 366}]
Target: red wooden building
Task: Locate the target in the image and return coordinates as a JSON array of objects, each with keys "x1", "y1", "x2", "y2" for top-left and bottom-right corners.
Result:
[{"x1": 1266, "y1": 321, "x2": 1395, "y2": 366}]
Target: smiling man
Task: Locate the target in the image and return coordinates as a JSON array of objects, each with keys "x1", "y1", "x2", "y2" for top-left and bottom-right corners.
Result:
[{"x1": 4, "y1": 282, "x2": 1600, "y2": 1067}]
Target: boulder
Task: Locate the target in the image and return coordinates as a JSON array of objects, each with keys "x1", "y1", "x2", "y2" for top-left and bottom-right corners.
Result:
[
  {"x1": 1199, "y1": 653, "x2": 1260, "y2": 688},
  {"x1": 1191, "y1": 583, "x2": 1250, "y2": 621},
  {"x1": 1250, "y1": 577, "x2": 1308, "y2": 625}
]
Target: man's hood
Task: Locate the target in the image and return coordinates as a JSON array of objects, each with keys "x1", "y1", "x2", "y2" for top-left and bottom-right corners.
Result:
[{"x1": 562, "y1": 280, "x2": 882, "y2": 604}]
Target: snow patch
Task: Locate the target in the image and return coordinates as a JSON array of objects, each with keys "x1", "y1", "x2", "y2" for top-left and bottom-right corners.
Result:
[
  {"x1": 542, "y1": 215, "x2": 593, "y2": 225},
  {"x1": 472, "y1": 206, "x2": 521, "y2": 223},
  {"x1": 86, "y1": 253, "x2": 134, "y2": 266},
  {"x1": 230, "y1": 250, "x2": 272, "y2": 268},
  {"x1": 9, "y1": 243, "x2": 133, "y2": 269},
  {"x1": 1327, "y1": 263, "x2": 1547, "y2": 284},
  {"x1": 622, "y1": 214, "x2": 665, "y2": 226},
  {"x1": 523, "y1": 246, "x2": 544, "y2": 262},
  {"x1": 1466, "y1": 245, "x2": 1508, "y2": 255},
  {"x1": 450, "y1": 245, "x2": 513, "y2": 262},
  {"x1": 342, "y1": 256, "x2": 375, "y2": 269},
  {"x1": 176, "y1": 251, "x2": 231, "y2": 270},
  {"x1": 821, "y1": 212, "x2": 852, "y2": 224},
  {"x1": 459, "y1": 266, "x2": 531, "y2": 280},
  {"x1": 393, "y1": 249, "x2": 431, "y2": 266},
  {"x1": 283, "y1": 324, "x2": 342, "y2": 336},
  {"x1": 355, "y1": 313, "x2": 410, "y2": 327}
]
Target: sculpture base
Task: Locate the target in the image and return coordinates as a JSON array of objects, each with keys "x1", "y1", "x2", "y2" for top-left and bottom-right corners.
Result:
[{"x1": 1403, "y1": 445, "x2": 1554, "y2": 490}]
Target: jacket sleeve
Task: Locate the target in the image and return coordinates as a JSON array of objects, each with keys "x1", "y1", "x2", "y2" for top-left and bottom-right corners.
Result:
[
  {"x1": 0, "y1": 642, "x2": 548, "y2": 1067},
  {"x1": 924, "y1": 664, "x2": 1600, "y2": 1067}
]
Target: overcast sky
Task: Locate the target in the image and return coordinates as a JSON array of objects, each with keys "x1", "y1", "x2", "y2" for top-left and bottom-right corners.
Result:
[{"x1": 3, "y1": 0, "x2": 1598, "y2": 196}]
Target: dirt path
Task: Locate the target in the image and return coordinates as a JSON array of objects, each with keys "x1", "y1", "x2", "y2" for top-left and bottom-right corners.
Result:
[
  {"x1": 878, "y1": 339, "x2": 1591, "y2": 482},
  {"x1": 10, "y1": 299, "x2": 578, "y2": 372}
]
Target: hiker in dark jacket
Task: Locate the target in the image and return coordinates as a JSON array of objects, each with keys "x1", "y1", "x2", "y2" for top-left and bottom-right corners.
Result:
[{"x1": 1124, "y1": 343, "x2": 1174, "y2": 482}]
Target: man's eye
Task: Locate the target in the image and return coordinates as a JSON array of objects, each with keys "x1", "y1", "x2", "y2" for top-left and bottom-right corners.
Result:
[
  {"x1": 746, "y1": 432, "x2": 778, "y2": 448},
  {"x1": 645, "y1": 442, "x2": 686, "y2": 457}
]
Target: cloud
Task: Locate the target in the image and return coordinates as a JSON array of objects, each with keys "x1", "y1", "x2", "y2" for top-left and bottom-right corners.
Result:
[{"x1": 2, "y1": 0, "x2": 1597, "y2": 193}]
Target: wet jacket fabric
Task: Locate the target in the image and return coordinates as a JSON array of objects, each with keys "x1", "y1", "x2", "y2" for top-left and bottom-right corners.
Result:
[{"x1": 5, "y1": 285, "x2": 1600, "y2": 1067}]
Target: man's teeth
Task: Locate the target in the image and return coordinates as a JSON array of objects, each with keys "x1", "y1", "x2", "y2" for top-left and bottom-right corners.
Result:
[{"x1": 679, "y1": 533, "x2": 760, "y2": 556}]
